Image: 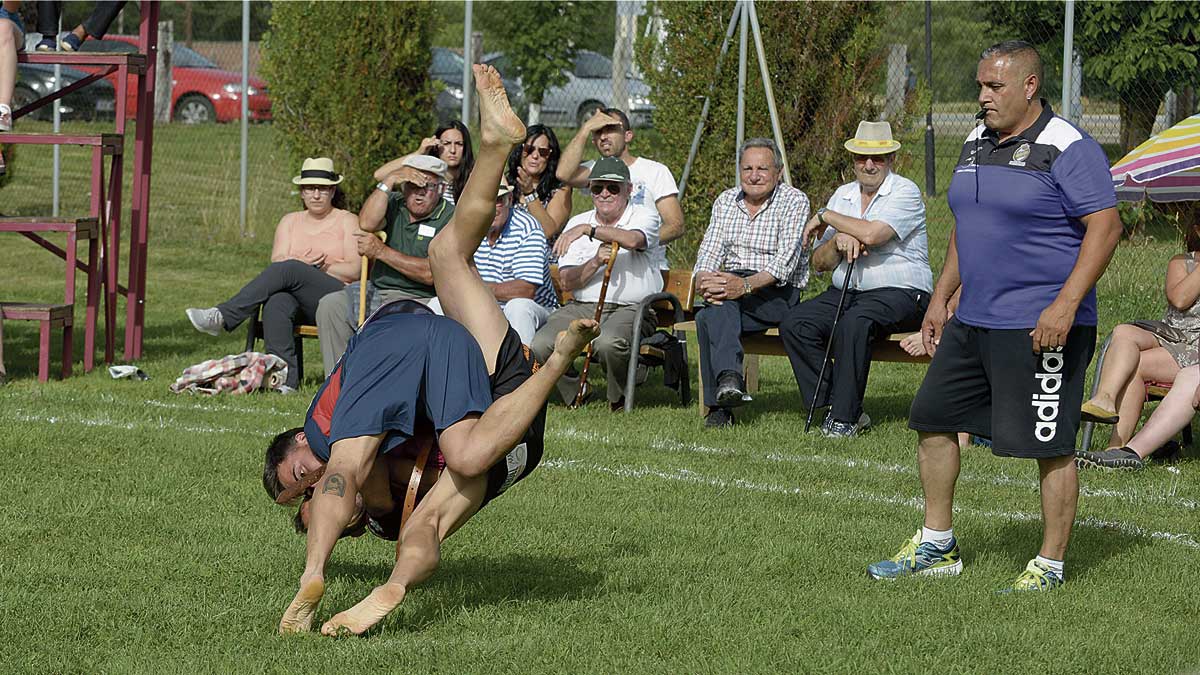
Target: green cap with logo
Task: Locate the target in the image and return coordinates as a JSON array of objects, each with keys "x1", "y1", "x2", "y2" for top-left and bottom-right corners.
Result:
[{"x1": 588, "y1": 156, "x2": 631, "y2": 184}]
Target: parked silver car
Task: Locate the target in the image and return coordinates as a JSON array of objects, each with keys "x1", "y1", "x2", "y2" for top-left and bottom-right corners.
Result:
[
  {"x1": 485, "y1": 50, "x2": 654, "y2": 128},
  {"x1": 431, "y1": 47, "x2": 527, "y2": 126}
]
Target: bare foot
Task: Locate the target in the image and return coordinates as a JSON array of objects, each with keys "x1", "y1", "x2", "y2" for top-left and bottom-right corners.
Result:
[
  {"x1": 554, "y1": 319, "x2": 600, "y2": 357},
  {"x1": 472, "y1": 64, "x2": 525, "y2": 148},
  {"x1": 319, "y1": 583, "x2": 407, "y2": 637},
  {"x1": 279, "y1": 578, "x2": 325, "y2": 634}
]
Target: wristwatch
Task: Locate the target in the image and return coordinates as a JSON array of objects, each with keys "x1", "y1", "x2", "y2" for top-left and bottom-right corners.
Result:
[
  {"x1": 816, "y1": 207, "x2": 828, "y2": 224},
  {"x1": 522, "y1": 192, "x2": 538, "y2": 206},
  {"x1": 589, "y1": 225, "x2": 597, "y2": 240},
  {"x1": 743, "y1": 279, "x2": 753, "y2": 296},
  {"x1": 375, "y1": 181, "x2": 391, "y2": 194}
]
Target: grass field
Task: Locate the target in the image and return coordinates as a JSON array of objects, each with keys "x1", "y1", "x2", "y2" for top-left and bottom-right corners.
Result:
[{"x1": 1, "y1": 122, "x2": 1198, "y2": 673}]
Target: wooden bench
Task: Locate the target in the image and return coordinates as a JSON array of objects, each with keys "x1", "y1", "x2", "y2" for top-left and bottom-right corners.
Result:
[
  {"x1": 0, "y1": 302, "x2": 74, "y2": 382},
  {"x1": 671, "y1": 322, "x2": 930, "y2": 415}
]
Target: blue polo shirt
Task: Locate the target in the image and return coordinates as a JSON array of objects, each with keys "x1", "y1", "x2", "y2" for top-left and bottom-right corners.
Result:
[{"x1": 947, "y1": 101, "x2": 1116, "y2": 329}]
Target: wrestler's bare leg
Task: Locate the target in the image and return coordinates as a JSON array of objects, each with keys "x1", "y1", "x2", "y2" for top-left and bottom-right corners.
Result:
[
  {"x1": 280, "y1": 433, "x2": 383, "y2": 634},
  {"x1": 428, "y1": 63, "x2": 526, "y2": 372},
  {"x1": 320, "y1": 469, "x2": 488, "y2": 636}
]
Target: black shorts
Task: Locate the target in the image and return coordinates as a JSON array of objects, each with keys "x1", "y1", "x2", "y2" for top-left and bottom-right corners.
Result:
[
  {"x1": 908, "y1": 318, "x2": 1095, "y2": 459},
  {"x1": 480, "y1": 325, "x2": 546, "y2": 507}
]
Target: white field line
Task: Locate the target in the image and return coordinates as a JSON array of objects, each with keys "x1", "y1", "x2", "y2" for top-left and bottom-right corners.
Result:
[
  {"x1": 6, "y1": 409, "x2": 271, "y2": 437},
  {"x1": 581, "y1": 431, "x2": 1198, "y2": 511},
  {"x1": 141, "y1": 398, "x2": 296, "y2": 418},
  {"x1": 541, "y1": 459, "x2": 1200, "y2": 551}
]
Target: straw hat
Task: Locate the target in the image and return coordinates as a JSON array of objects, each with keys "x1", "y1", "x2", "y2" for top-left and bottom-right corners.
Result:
[
  {"x1": 843, "y1": 121, "x2": 901, "y2": 155},
  {"x1": 292, "y1": 157, "x2": 343, "y2": 186}
]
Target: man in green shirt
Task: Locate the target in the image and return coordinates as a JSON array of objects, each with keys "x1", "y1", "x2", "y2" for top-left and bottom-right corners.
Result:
[{"x1": 315, "y1": 154, "x2": 455, "y2": 375}]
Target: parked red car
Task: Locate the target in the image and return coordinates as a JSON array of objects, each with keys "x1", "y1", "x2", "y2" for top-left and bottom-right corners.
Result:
[{"x1": 76, "y1": 36, "x2": 271, "y2": 123}]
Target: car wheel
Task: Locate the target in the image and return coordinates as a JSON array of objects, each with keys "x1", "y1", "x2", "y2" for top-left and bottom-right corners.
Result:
[
  {"x1": 577, "y1": 100, "x2": 605, "y2": 127},
  {"x1": 174, "y1": 94, "x2": 216, "y2": 124},
  {"x1": 12, "y1": 86, "x2": 45, "y2": 121}
]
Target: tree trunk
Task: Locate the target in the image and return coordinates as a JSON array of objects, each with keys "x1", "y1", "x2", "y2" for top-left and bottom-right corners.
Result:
[
  {"x1": 1119, "y1": 94, "x2": 1161, "y2": 152},
  {"x1": 528, "y1": 102, "x2": 541, "y2": 125}
]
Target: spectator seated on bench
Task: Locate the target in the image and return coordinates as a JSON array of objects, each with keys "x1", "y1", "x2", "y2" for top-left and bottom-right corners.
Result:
[
  {"x1": 184, "y1": 157, "x2": 360, "y2": 392},
  {"x1": 780, "y1": 122, "x2": 933, "y2": 438},
  {"x1": 1078, "y1": 364, "x2": 1200, "y2": 470},
  {"x1": 691, "y1": 138, "x2": 810, "y2": 429},
  {"x1": 1079, "y1": 244, "x2": 1200, "y2": 449}
]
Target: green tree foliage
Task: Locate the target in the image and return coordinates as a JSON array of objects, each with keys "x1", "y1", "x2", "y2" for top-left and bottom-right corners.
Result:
[
  {"x1": 260, "y1": 1, "x2": 436, "y2": 210},
  {"x1": 431, "y1": 1, "x2": 615, "y2": 58},
  {"x1": 987, "y1": 0, "x2": 1200, "y2": 151},
  {"x1": 476, "y1": 1, "x2": 588, "y2": 107},
  {"x1": 637, "y1": 1, "x2": 887, "y2": 267}
]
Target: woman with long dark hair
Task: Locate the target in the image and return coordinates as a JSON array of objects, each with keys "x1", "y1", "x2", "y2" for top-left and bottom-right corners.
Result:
[
  {"x1": 376, "y1": 121, "x2": 474, "y2": 204},
  {"x1": 506, "y1": 124, "x2": 572, "y2": 239}
]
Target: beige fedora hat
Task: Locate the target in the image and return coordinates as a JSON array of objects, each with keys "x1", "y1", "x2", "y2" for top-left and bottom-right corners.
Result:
[
  {"x1": 292, "y1": 157, "x2": 344, "y2": 186},
  {"x1": 844, "y1": 121, "x2": 901, "y2": 155}
]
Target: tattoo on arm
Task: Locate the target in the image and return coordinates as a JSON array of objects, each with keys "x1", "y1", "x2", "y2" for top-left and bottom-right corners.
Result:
[{"x1": 321, "y1": 473, "x2": 347, "y2": 497}]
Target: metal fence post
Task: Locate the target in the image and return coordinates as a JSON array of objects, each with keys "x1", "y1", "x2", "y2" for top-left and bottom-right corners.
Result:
[
  {"x1": 923, "y1": 0, "x2": 934, "y2": 197},
  {"x1": 240, "y1": 0, "x2": 249, "y2": 236},
  {"x1": 735, "y1": 0, "x2": 747, "y2": 181},
  {"x1": 461, "y1": 0, "x2": 473, "y2": 123},
  {"x1": 1061, "y1": 0, "x2": 1074, "y2": 119}
]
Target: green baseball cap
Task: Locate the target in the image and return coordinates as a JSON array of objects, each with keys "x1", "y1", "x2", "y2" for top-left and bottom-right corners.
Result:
[{"x1": 588, "y1": 157, "x2": 631, "y2": 184}]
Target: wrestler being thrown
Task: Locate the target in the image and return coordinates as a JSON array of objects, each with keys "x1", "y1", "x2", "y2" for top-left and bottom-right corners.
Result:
[{"x1": 263, "y1": 64, "x2": 598, "y2": 637}]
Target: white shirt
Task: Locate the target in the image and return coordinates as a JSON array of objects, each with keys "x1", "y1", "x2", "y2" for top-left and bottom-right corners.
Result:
[
  {"x1": 584, "y1": 157, "x2": 678, "y2": 270},
  {"x1": 557, "y1": 204, "x2": 663, "y2": 305}
]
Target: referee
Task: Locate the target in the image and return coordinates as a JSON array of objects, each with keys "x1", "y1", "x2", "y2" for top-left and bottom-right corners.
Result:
[{"x1": 867, "y1": 41, "x2": 1122, "y2": 591}]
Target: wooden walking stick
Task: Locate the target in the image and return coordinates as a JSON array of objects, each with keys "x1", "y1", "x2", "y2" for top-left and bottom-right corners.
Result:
[
  {"x1": 358, "y1": 232, "x2": 387, "y2": 326},
  {"x1": 571, "y1": 241, "x2": 620, "y2": 408}
]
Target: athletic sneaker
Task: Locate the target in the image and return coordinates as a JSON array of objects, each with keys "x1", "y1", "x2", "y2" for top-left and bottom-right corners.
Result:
[
  {"x1": 0, "y1": 107, "x2": 11, "y2": 132},
  {"x1": 185, "y1": 307, "x2": 224, "y2": 336},
  {"x1": 59, "y1": 32, "x2": 84, "y2": 52},
  {"x1": 999, "y1": 558, "x2": 1063, "y2": 593},
  {"x1": 1075, "y1": 447, "x2": 1144, "y2": 471},
  {"x1": 867, "y1": 530, "x2": 962, "y2": 580},
  {"x1": 35, "y1": 35, "x2": 58, "y2": 52},
  {"x1": 823, "y1": 411, "x2": 871, "y2": 438}
]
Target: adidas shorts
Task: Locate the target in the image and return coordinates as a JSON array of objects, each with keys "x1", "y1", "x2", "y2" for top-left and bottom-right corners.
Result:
[{"x1": 908, "y1": 317, "x2": 1095, "y2": 459}]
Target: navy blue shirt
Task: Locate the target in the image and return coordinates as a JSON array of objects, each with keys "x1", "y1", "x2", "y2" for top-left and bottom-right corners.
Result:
[{"x1": 948, "y1": 101, "x2": 1116, "y2": 329}]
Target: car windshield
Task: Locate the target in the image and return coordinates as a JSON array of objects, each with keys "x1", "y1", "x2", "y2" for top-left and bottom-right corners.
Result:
[
  {"x1": 575, "y1": 51, "x2": 612, "y2": 79},
  {"x1": 174, "y1": 45, "x2": 218, "y2": 69}
]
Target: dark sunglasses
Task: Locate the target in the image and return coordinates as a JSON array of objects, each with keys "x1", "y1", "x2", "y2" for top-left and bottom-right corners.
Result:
[
  {"x1": 590, "y1": 183, "x2": 623, "y2": 196},
  {"x1": 523, "y1": 144, "x2": 552, "y2": 159}
]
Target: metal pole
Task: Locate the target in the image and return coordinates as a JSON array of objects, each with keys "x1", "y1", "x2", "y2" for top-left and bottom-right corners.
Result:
[
  {"x1": 240, "y1": 0, "x2": 249, "y2": 236},
  {"x1": 461, "y1": 0, "x2": 473, "y2": 123},
  {"x1": 735, "y1": 0, "x2": 748, "y2": 180},
  {"x1": 923, "y1": 0, "x2": 935, "y2": 197},
  {"x1": 677, "y1": 4, "x2": 740, "y2": 201},
  {"x1": 1061, "y1": 0, "x2": 1074, "y2": 117},
  {"x1": 53, "y1": 16, "x2": 62, "y2": 216},
  {"x1": 747, "y1": 0, "x2": 790, "y2": 186}
]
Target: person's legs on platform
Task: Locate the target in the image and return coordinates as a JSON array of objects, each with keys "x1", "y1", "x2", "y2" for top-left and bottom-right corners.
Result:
[
  {"x1": 0, "y1": 5, "x2": 22, "y2": 136},
  {"x1": 502, "y1": 298, "x2": 549, "y2": 345},
  {"x1": 428, "y1": 64, "x2": 527, "y2": 372}
]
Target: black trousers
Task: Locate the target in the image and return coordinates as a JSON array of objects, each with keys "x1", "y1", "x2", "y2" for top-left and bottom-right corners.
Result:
[
  {"x1": 217, "y1": 260, "x2": 345, "y2": 388},
  {"x1": 695, "y1": 282, "x2": 801, "y2": 407},
  {"x1": 779, "y1": 285, "x2": 927, "y2": 423},
  {"x1": 36, "y1": 1, "x2": 126, "y2": 39}
]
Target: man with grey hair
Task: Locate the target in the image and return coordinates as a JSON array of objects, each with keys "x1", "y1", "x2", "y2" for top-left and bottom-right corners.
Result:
[
  {"x1": 315, "y1": 154, "x2": 452, "y2": 375},
  {"x1": 692, "y1": 138, "x2": 810, "y2": 428}
]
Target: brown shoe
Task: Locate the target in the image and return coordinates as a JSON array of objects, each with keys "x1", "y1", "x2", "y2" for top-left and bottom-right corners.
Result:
[{"x1": 1080, "y1": 400, "x2": 1118, "y2": 424}]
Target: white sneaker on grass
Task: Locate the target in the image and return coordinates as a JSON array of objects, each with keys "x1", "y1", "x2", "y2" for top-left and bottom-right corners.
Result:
[{"x1": 185, "y1": 307, "x2": 224, "y2": 336}]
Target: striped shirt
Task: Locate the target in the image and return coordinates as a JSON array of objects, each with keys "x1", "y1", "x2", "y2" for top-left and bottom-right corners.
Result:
[
  {"x1": 818, "y1": 171, "x2": 932, "y2": 293},
  {"x1": 442, "y1": 183, "x2": 456, "y2": 205},
  {"x1": 473, "y1": 207, "x2": 557, "y2": 308},
  {"x1": 693, "y1": 183, "x2": 811, "y2": 288}
]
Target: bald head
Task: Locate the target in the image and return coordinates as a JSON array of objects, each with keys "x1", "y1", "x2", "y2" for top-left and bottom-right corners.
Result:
[{"x1": 980, "y1": 40, "x2": 1043, "y2": 97}]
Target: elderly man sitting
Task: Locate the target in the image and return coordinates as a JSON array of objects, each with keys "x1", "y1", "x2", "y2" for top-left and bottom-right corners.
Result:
[
  {"x1": 692, "y1": 138, "x2": 811, "y2": 428},
  {"x1": 781, "y1": 121, "x2": 932, "y2": 437},
  {"x1": 315, "y1": 154, "x2": 451, "y2": 375},
  {"x1": 530, "y1": 157, "x2": 662, "y2": 410},
  {"x1": 473, "y1": 178, "x2": 557, "y2": 344}
]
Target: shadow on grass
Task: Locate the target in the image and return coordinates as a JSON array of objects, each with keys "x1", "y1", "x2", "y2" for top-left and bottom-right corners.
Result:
[{"x1": 983, "y1": 520, "x2": 1144, "y2": 580}]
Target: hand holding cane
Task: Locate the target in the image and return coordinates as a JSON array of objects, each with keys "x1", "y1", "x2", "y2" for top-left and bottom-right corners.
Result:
[
  {"x1": 571, "y1": 241, "x2": 620, "y2": 408},
  {"x1": 358, "y1": 232, "x2": 387, "y2": 326},
  {"x1": 805, "y1": 255, "x2": 857, "y2": 433}
]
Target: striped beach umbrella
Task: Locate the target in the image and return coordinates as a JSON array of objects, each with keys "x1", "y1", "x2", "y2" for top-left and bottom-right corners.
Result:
[{"x1": 1110, "y1": 113, "x2": 1200, "y2": 202}]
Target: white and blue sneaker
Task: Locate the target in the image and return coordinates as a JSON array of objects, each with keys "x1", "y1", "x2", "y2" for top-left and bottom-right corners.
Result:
[{"x1": 868, "y1": 530, "x2": 962, "y2": 580}]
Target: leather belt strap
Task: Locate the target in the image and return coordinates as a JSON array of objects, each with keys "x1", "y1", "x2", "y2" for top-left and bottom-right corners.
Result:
[{"x1": 402, "y1": 437, "x2": 436, "y2": 528}]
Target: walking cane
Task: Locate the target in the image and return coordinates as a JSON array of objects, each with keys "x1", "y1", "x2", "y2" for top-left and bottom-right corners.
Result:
[
  {"x1": 571, "y1": 241, "x2": 621, "y2": 408},
  {"x1": 358, "y1": 232, "x2": 387, "y2": 326},
  {"x1": 804, "y1": 255, "x2": 857, "y2": 433}
]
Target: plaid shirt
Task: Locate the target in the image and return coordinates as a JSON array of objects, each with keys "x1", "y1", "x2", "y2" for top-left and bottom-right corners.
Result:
[
  {"x1": 170, "y1": 351, "x2": 288, "y2": 395},
  {"x1": 693, "y1": 183, "x2": 811, "y2": 288}
]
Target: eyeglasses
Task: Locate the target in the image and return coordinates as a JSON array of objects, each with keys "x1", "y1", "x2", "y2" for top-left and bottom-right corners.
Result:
[
  {"x1": 590, "y1": 183, "x2": 623, "y2": 196},
  {"x1": 404, "y1": 182, "x2": 442, "y2": 194},
  {"x1": 300, "y1": 184, "x2": 334, "y2": 193},
  {"x1": 523, "y1": 144, "x2": 551, "y2": 159}
]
